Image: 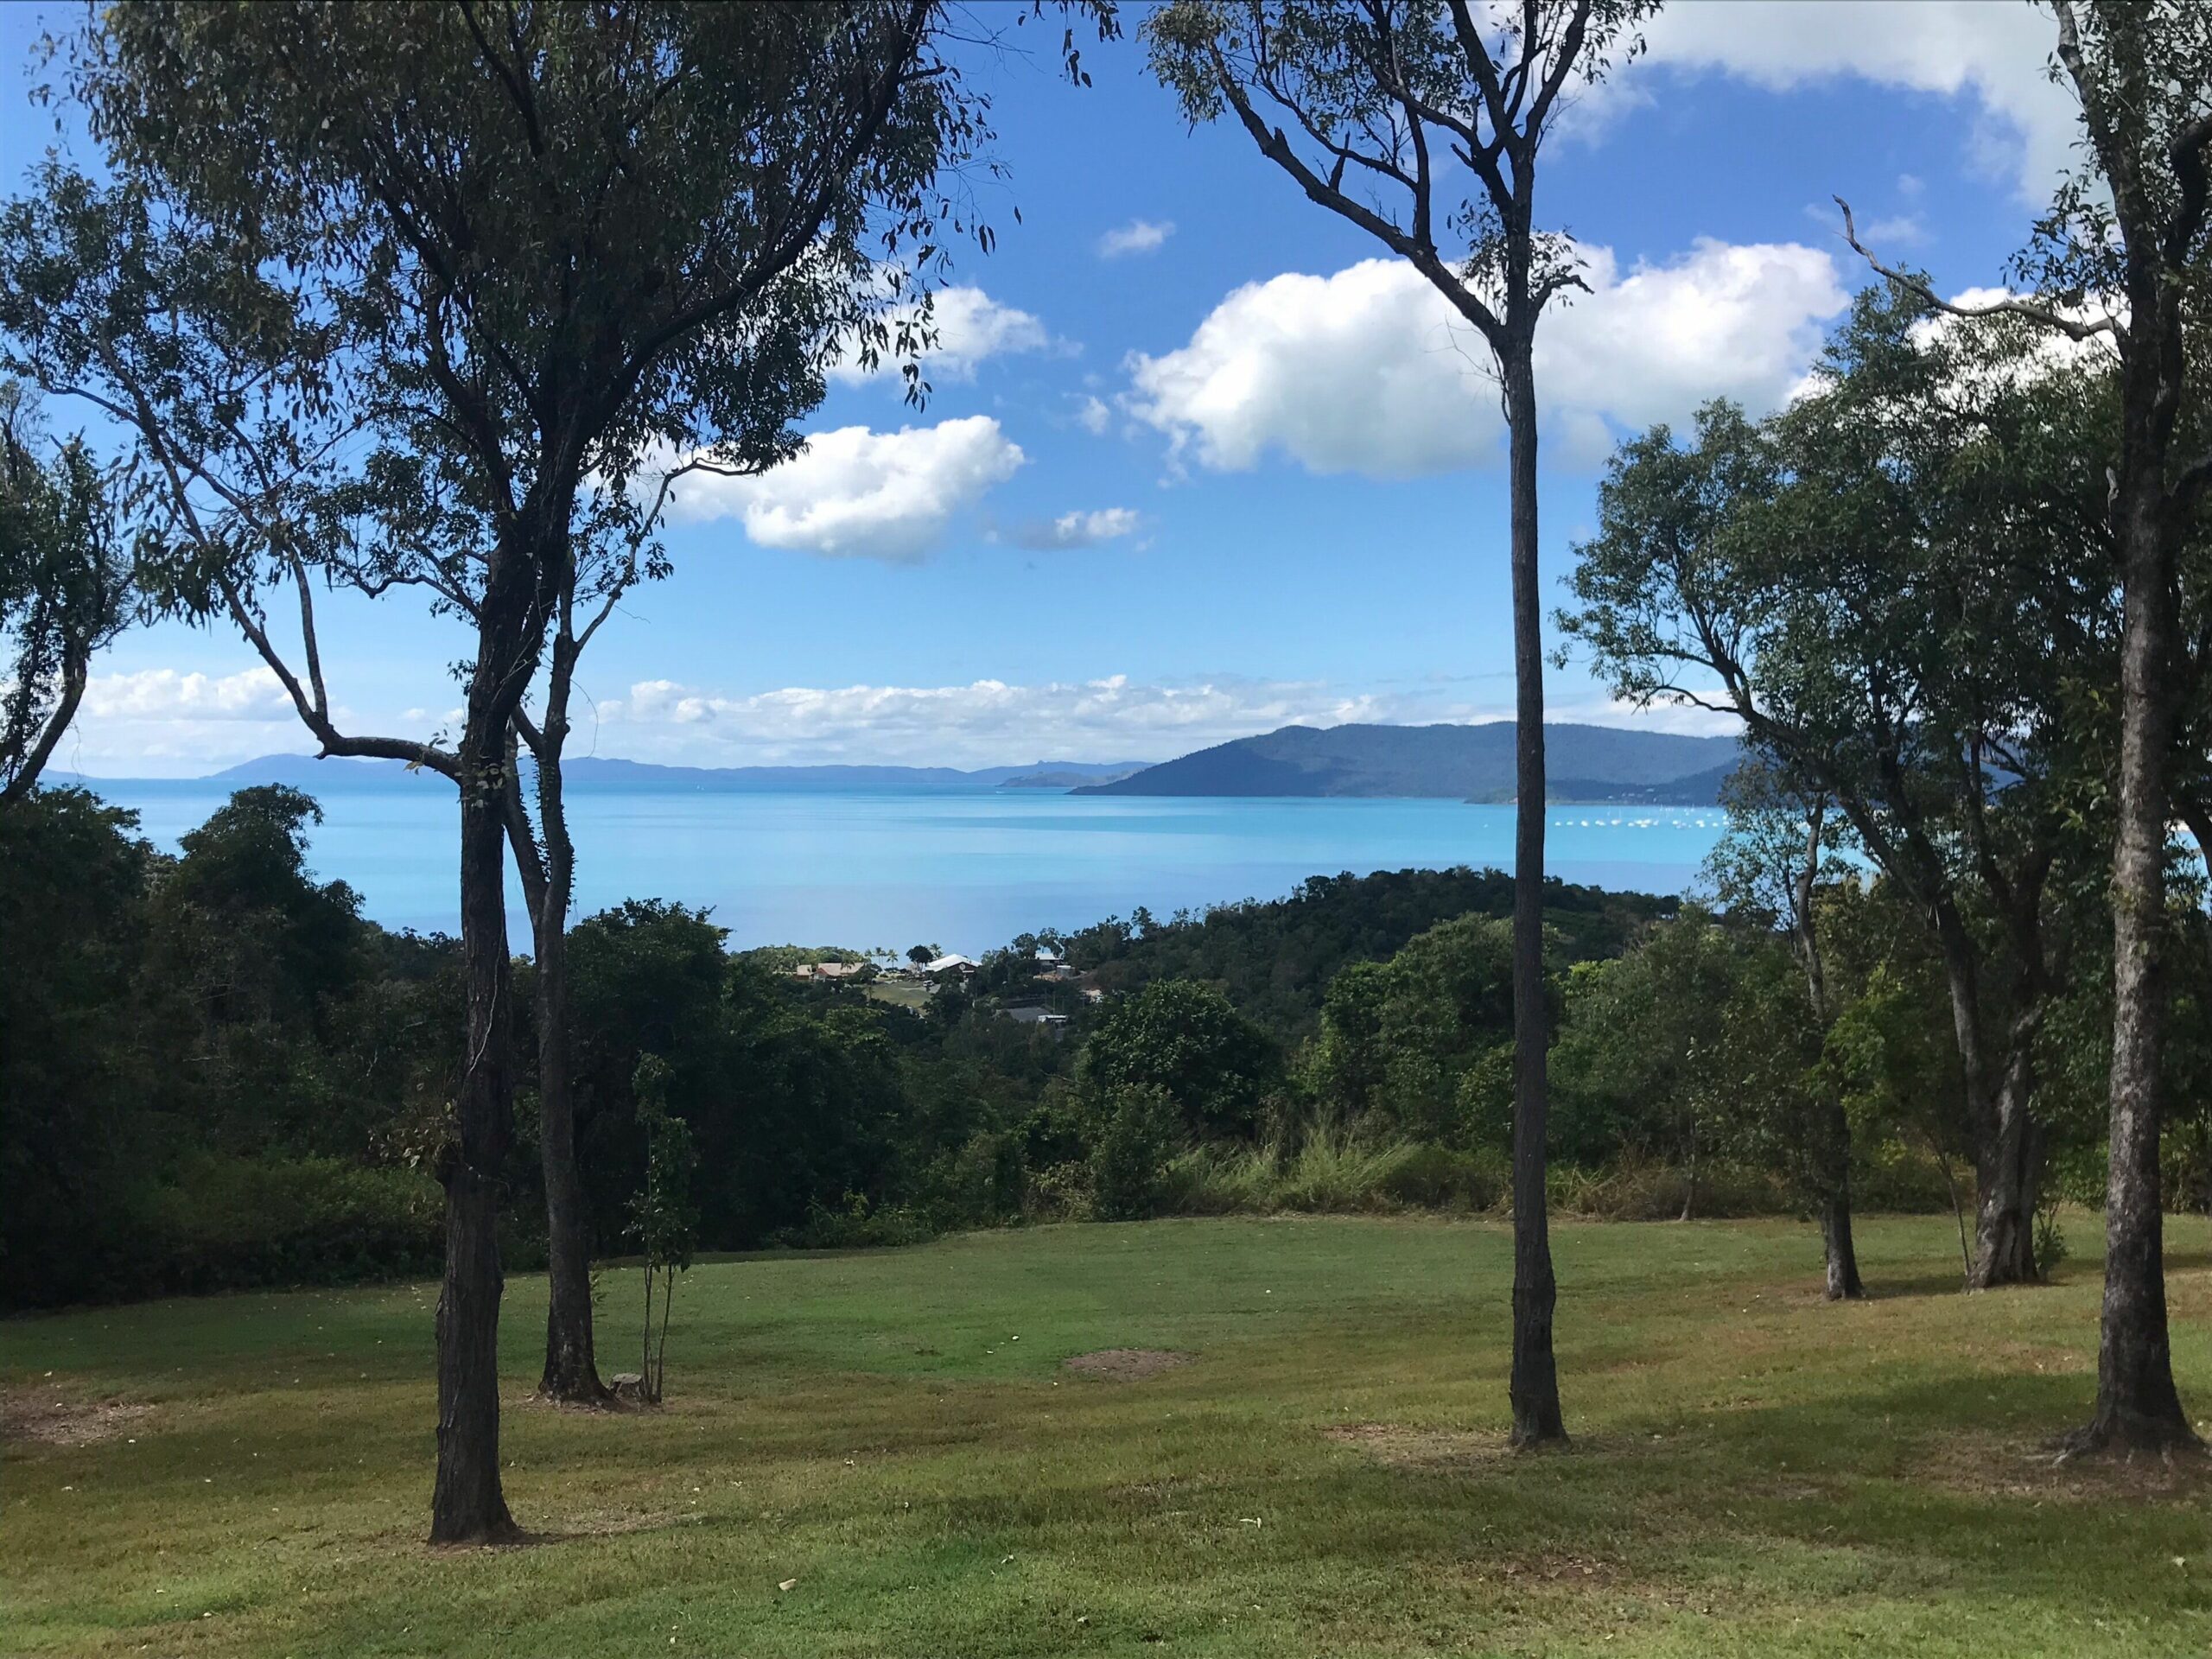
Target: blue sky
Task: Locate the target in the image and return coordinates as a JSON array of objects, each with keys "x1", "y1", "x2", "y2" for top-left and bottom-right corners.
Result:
[{"x1": 2, "y1": 2, "x2": 2083, "y2": 775}]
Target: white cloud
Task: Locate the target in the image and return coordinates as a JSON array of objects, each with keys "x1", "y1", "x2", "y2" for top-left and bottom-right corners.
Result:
[
  {"x1": 594, "y1": 671, "x2": 1729, "y2": 768},
  {"x1": 1905, "y1": 284, "x2": 2120, "y2": 386},
  {"x1": 83, "y1": 667, "x2": 291, "y2": 721},
  {"x1": 665, "y1": 417, "x2": 1026, "y2": 561},
  {"x1": 41, "y1": 664, "x2": 312, "y2": 776},
  {"x1": 1076, "y1": 395, "x2": 1113, "y2": 435},
  {"x1": 1006, "y1": 507, "x2": 1142, "y2": 550},
  {"x1": 1624, "y1": 2, "x2": 2077, "y2": 200},
  {"x1": 595, "y1": 672, "x2": 1491, "y2": 768},
  {"x1": 1098, "y1": 219, "x2": 1174, "y2": 258},
  {"x1": 1126, "y1": 240, "x2": 1847, "y2": 480},
  {"x1": 830, "y1": 284, "x2": 1055, "y2": 385},
  {"x1": 1858, "y1": 213, "x2": 1928, "y2": 249}
]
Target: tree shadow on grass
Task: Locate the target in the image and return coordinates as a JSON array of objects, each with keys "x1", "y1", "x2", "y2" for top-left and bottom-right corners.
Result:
[
  {"x1": 918, "y1": 1367, "x2": 2212, "y2": 1639},
  {"x1": 1318, "y1": 1367, "x2": 2212, "y2": 1575}
]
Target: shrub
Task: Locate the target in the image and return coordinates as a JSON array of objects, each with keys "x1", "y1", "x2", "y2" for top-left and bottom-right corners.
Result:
[
  {"x1": 1149, "y1": 1136, "x2": 1506, "y2": 1218},
  {"x1": 137, "y1": 1154, "x2": 444, "y2": 1294},
  {"x1": 1375, "y1": 1141, "x2": 1507, "y2": 1210},
  {"x1": 1021, "y1": 1160, "x2": 1095, "y2": 1224},
  {"x1": 1090, "y1": 1085, "x2": 1182, "y2": 1220},
  {"x1": 912, "y1": 1130, "x2": 1026, "y2": 1233},
  {"x1": 1077, "y1": 982, "x2": 1280, "y2": 1140},
  {"x1": 1545, "y1": 1155, "x2": 1788, "y2": 1221},
  {"x1": 1852, "y1": 1143, "x2": 1968, "y2": 1213},
  {"x1": 784, "y1": 1192, "x2": 932, "y2": 1250},
  {"x1": 3, "y1": 1154, "x2": 444, "y2": 1309}
]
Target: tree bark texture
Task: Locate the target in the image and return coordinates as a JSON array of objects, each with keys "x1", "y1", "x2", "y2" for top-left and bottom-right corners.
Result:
[
  {"x1": 1925, "y1": 899, "x2": 2042, "y2": 1289},
  {"x1": 1792, "y1": 802, "x2": 1862, "y2": 1300},
  {"x1": 1820, "y1": 1174, "x2": 1866, "y2": 1302},
  {"x1": 530, "y1": 623, "x2": 606, "y2": 1405},
  {"x1": 2069, "y1": 464, "x2": 2195, "y2": 1454},
  {"x1": 429, "y1": 537, "x2": 550, "y2": 1545},
  {"x1": 1503, "y1": 348, "x2": 1564, "y2": 1448}
]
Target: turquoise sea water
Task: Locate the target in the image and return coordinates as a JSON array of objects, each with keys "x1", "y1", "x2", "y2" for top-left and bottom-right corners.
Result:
[{"x1": 82, "y1": 779, "x2": 1732, "y2": 952}]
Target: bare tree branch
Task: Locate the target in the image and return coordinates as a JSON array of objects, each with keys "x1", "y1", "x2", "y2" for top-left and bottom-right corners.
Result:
[{"x1": 1834, "y1": 197, "x2": 2124, "y2": 345}]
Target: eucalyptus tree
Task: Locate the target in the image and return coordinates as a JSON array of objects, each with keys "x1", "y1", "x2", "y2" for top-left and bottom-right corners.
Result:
[
  {"x1": 1566, "y1": 290, "x2": 2115, "y2": 1291},
  {"x1": 1835, "y1": 0, "x2": 2211, "y2": 1456},
  {"x1": 344, "y1": 454, "x2": 683, "y2": 1407},
  {"x1": 1145, "y1": 0, "x2": 1654, "y2": 1449},
  {"x1": 0, "y1": 385, "x2": 131, "y2": 803},
  {"x1": 13, "y1": 0, "x2": 1113, "y2": 1543}
]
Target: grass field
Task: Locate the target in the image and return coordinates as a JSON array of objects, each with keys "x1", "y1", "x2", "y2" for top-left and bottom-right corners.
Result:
[
  {"x1": 5, "y1": 1213, "x2": 2210, "y2": 1656},
  {"x1": 863, "y1": 979, "x2": 934, "y2": 1014}
]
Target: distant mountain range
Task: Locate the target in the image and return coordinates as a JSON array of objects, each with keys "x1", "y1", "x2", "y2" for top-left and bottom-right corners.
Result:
[
  {"x1": 1072, "y1": 722, "x2": 1742, "y2": 804},
  {"x1": 197, "y1": 754, "x2": 1152, "y2": 791},
  {"x1": 144, "y1": 724, "x2": 1737, "y2": 802}
]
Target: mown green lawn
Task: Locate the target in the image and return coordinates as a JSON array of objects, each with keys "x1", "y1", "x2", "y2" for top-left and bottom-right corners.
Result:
[{"x1": 5, "y1": 1214, "x2": 2209, "y2": 1657}]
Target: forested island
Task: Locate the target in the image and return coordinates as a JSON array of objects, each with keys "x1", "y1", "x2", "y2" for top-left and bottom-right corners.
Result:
[{"x1": 1074, "y1": 721, "x2": 1744, "y2": 802}]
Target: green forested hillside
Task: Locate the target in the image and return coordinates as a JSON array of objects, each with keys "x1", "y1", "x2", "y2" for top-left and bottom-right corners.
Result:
[{"x1": 1077, "y1": 722, "x2": 1741, "y2": 801}]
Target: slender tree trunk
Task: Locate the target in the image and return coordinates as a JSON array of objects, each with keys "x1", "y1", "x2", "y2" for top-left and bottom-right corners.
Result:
[
  {"x1": 1926, "y1": 899, "x2": 2038, "y2": 1288},
  {"x1": 530, "y1": 623, "x2": 606, "y2": 1405},
  {"x1": 1813, "y1": 1090, "x2": 1866, "y2": 1300},
  {"x1": 2066, "y1": 479, "x2": 2196, "y2": 1456},
  {"x1": 1502, "y1": 346, "x2": 1564, "y2": 1448},
  {"x1": 536, "y1": 914, "x2": 604, "y2": 1402},
  {"x1": 1819, "y1": 1158, "x2": 1865, "y2": 1301},
  {"x1": 1794, "y1": 800, "x2": 1864, "y2": 1300},
  {"x1": 429, "y1": 535, "x2": 551, "y2": 1545},
  {"x1": 1, "y1": 644, "x2": 87, "y2": 804},
  {"x1": 429, "y1": 735, "x2": 522, "y2": 1545},
  {"x1": 1970, "y1": 1020, "x2": 2044, "y2": 1288},
  {"x1": 654, "y1": 1269, "x2": 674, "y2": 1402},
  {"x1": 1929, "y1": 1135, "x2": 1972, "y2": 1285}
]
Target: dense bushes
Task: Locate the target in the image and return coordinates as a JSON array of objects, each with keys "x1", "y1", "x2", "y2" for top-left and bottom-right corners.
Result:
[
  {"x1": 1000, "y1": 867, "x2": 1673, "y2": 1037},
  {"x1": 1157, "y1": 1139, "x2": 1508, "y2": 1217},
  {"x1": 15, "y1": 779, "x2": 2201, "y2": 1312},
  {"x1": 1077, "y1": 981, "x2": 1280, "y2": 1140},
  {"x1": 1, "y1": 788, "x2": 460, "y2": 1308},
  {"x1": 8, "y1": 1154, "x2": 442, "y2": 1309},
  {"x1": 1088, "y1": 1085, "x2": 1183, "y2": 1219}
]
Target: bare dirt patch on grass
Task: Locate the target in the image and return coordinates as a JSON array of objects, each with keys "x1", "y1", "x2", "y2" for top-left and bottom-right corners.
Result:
[
  {"x1": 1063, "y1": 1348, "x2": 1191, "y2": 1381},
  {"x1": 1, "y1": 1387, "x2": 154, "y2": 1447},
  {"x1": 1919, "y1": 1430, "x2": 2212, "y2": 1503}
]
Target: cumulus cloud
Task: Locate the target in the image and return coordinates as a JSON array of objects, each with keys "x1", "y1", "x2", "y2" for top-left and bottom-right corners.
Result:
[
  {"x1": 664, "y1": 416, "x2": 1026, "y2": 561},
  {"x1": 1127, "y1": 240, "x2": 1847, "y2": 479},
  {"x1": 41, "y1": 664, "x2": 315, "y2": 776},
  {"x1": 1098, "y1": 219, "x2": 1174, "y2": 258},
  {"x1": 82, "y1": 667, "x2": 291, "y2": 721},
  {"x1": 594, "y1": 672, "x2": 1498, "y2": 767},
  {"x1": 1005, "y1": 507, "x2": 1142, "y2": 550},
  {"x1": 1075, "y1": 394, "x2": 1113, "y2": 435},
  {"x1": 1623, "y1": 2, "x2": 2077, "y2": 200},
  {"x1": 830, "y1": 284, "x2": 1056, "y2": 385}
]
